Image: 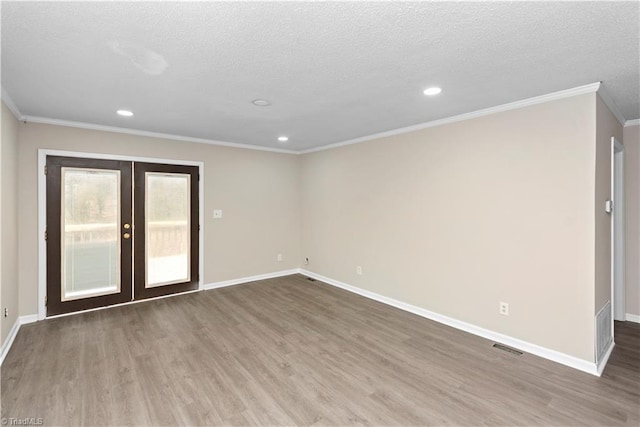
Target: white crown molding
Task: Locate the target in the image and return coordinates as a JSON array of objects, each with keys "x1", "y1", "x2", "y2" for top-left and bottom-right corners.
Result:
[
  {"x1": 21, "y1": 115, "x2": 298, "y2": 155},
  {"x1": 9, "y1": 81, "x2": 630, "y2": 154},
  {"x1": 301, "y1": 82, "x2": 603, "y2": 154},
  {"x1": 1, "y1": 88, "x2": 23, "y2": 120},
  {"x1": 300, "y1": 269, "x2": 600, "y2": 376},
  {"x1": 597, "y1": 83, "x2": 626, "y2": 126},
  {"x1": 18, "y1": 82, "x2": 604, "y2": 156}
]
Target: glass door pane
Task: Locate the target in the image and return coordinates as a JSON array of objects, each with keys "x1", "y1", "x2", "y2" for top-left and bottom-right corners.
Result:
[
  {"x1": 145, "y1": 172, "x2": 191, "y2": 288},
  {"x1": 61, "y1": 168, "x2": 121, "y2": 301}
]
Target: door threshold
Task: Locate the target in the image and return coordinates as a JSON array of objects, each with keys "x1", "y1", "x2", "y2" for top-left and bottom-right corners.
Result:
[{"x1": 45, "y1": 287, "x2": 202, "y2": 320}]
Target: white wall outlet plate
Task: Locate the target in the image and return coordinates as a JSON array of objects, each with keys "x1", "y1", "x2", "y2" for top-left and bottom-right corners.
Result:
[
  {"x1": 499, "y1": 302, "x2": 509, "y2": 316},
  {"x1": 213, "y1": 209, "x2": 223, "y2": 219}
]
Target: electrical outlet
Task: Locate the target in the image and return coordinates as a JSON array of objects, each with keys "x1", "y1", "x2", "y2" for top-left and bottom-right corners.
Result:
[
  {"x1": 356, "y1": 266, "x2": 362, "y2": 275},
  {"x1": 213, "y1": 209, "x2": 223, "y2": 219},
  {"x1": 499, "y1": 302, "x2": 509, "y2": 316},
  {"x1": 277, "y1": 253, "x2": 283, "y2": 262},
  {"x1": 3, "y1": 308, "x2": 7, "y2": 318}
]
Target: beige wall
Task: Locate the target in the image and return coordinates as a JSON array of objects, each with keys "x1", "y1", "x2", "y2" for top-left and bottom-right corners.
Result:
[
  {"x1": 594, "y1": 96, "x2": 622, "y2": 315},
  {"x1": 624, "y1": 124, "x2": 640, "y2": 317},
  {"x1": 1, "y1": 104, "x2": 3, "y2": 350},
  {"x1": 18, "y1": 123, "x2": 300, "y2": 316},
  {"x1": 8, "y1": 90, "x2": 629, "y2": 365},
  {"x1": 1, "y1": 102, "x2": 20, "y2": 345},
  {"x1": 301, "y1": 94, "x2": 598, "y2": 361}
]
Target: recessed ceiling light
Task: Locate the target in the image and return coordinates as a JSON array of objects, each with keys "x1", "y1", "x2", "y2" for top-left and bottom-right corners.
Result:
[
  {"x1": 117, "y1": 109, "x2": 134, "y2": 117},
  {"x1": 278, "y1": 136, "x2": 289, "y2": 142},
  {"x1": 423, "y1": 87, "x2": 442, "y2": 96},
  {"x1": 252, "y1": 99, "x2": 271, "y2": 107}
]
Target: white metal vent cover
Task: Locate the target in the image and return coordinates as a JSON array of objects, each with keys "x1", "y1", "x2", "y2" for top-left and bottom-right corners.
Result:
[{"x1": 596, "y1": 301, "x2": 613, "y2": 362}]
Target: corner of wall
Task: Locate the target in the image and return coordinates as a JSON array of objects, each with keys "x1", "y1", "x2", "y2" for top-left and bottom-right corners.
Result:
[
  {"x1": 592, "y1": 95, "x2": 624, "y2": 372},
  {"x1": 623, "y1": 124, "x2": 640, "y2": 318},
  {"x1": 1, "y1": 101, "x2": 21, "y2": 348},
  {"x1": 594, "y1": 94, "x2": 624, "y2": 315}
]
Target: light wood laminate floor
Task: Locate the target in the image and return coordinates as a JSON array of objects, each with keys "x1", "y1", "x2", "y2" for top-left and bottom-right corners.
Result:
[{"x1": 2, "y1": 274, "x2": 639, "y2": 426}]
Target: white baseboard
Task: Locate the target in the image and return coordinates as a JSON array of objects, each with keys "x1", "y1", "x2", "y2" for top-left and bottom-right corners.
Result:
[
  {"x1": 596, "y1": 341, "x2": 615, "y2": 376},
  {"x1": 20, "y1": 314, "x2": 38, "y2": 325},
  {"x1": 0, "y1": 318, "x2": 21, "y2": 366},
  {"x1": 0, "y1": 315, "x2": 38, "y2": 366},
  {"x1": 5, "y1": 269, "x2": 607, "y2": 377},
  {"x1": 625, "y1": 313, "x2": 640, "y2": 323},
  {"x1": 203, "y1": 269, "x2": 299, "y2": 290},
  {"x1": 300, "y1": 269, "x2": 600, "y2": 376}
]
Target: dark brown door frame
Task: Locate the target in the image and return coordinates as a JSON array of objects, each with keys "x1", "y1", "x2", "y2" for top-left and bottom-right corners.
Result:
[
  {"x1": 133, "y1": 162, "x2": 200, "y2": 300},
  {"x1": 46, "y1": 156, "x2": 133, "y2": 316},
  {"x1": 46, "y1": 156, "x2": 200, "y2": 316}
]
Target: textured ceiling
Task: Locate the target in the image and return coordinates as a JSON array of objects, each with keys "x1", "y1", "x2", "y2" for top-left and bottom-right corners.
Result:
[{"x1": 2, "y1": 1, "x2": 639, "y2": 152}]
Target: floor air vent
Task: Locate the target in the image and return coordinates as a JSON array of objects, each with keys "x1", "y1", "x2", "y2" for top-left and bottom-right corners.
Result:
[{"x1": 492, "y1": 343, "x2": 523, "y2": 355}]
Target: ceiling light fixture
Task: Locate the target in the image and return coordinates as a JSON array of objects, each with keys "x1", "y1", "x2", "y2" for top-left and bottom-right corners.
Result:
[
  {"x1": 423, "y1": 87, "x2": 442, "y2": 96},
  {"x1": 252, "y1": 99, "x2": 271, "y2": 107},
  {"x1": 278, "y1": 136, "x2": 289, "y2": 142},
  {"x1": 117, "y1": 109, "x2": 134, "y2": 117}
]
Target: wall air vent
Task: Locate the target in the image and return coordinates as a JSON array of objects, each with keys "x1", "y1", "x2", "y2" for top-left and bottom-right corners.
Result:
[{"x1": 596, "y1": 301, "x2": 613, "y2": 362}]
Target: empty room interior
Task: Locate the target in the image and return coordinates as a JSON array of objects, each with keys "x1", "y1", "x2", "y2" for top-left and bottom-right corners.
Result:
[{"x1": 1, "y1": 1, "x2": 639, "y2": 425}]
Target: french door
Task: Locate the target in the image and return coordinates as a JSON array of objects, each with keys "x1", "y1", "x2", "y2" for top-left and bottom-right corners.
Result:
[{"x1": 46, "y1": 156, "x2": 199, "y2": 316}]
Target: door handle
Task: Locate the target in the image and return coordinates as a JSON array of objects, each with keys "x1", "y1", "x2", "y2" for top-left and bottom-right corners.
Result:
[{"x1": 123, "y1": 232, "x2": 131, "y2": 239}]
